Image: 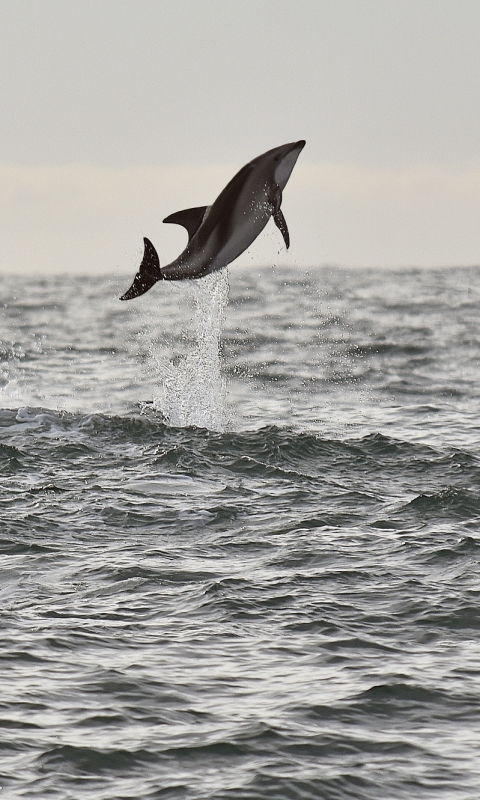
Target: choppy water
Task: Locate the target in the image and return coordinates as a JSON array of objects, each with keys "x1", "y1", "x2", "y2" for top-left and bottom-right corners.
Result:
[{"x1": 1, "y1": 265, "x2": 480, "y2": 799}]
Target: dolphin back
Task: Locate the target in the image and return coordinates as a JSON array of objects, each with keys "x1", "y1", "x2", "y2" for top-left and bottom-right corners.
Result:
[{"x1": 120, "y1": 238, "x2": 162, "y2": 300}]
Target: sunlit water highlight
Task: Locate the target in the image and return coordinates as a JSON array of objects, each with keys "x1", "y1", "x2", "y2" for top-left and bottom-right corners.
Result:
[{"x1": 0, "y1": 266, "x2": 480, "y2": 800}]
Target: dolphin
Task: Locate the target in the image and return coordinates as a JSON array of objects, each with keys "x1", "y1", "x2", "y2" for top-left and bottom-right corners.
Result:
[{"x1": 120, "y1": 140, "x2": 305, "y2": 300}]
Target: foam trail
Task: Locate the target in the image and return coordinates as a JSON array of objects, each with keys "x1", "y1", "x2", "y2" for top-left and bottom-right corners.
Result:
[{"x1": 154, "y1": 270, "x2": 229, "y2": 430}]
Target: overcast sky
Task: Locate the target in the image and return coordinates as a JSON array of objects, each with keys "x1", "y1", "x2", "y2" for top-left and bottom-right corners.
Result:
[{"x1": 1, "y1": 0, "x2": 479, "y2": 273}]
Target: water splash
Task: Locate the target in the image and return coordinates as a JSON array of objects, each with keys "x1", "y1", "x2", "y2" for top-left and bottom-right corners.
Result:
[{"x1": 153, "y1": 270, "x2": 229, "y2": 431}]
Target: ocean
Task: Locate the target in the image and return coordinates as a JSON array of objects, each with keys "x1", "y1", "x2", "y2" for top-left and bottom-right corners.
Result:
[{"x1": 1, "y1": 264, "x2": 479, "y2": 799}]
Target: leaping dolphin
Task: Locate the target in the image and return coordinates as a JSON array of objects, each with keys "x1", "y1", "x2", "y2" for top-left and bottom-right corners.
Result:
[{"x1": 120, "y1": 140, "x2": 305, "y2": 300}]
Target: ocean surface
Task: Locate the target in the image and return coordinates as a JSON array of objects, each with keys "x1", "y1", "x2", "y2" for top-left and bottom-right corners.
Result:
[{"x1": 1, "y1": 264, "x2": 480, "y2": 799}]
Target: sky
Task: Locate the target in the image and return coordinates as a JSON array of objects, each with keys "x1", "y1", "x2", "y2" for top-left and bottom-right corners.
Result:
[{"x1": 0, "y1": 0, "x2": 479, "y2": 273}]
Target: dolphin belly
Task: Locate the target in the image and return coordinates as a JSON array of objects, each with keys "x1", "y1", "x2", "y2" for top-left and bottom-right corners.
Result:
[{"x1": 208, "y1": 199, "x2": 272, "y2": 274}]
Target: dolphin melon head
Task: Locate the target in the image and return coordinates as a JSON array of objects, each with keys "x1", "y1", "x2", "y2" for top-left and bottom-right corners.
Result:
[{"x1": 274, "y1": 140, "x2": 305, "y2": 189}]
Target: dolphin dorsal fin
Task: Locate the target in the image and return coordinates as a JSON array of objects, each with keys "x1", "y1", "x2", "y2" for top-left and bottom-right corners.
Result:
[{"x1": 163, "y1": 206, "x2": 209, "y2": 241}]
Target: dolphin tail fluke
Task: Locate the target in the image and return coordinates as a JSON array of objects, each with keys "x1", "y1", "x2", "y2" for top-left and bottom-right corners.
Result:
[{"x1": 120, "y1": 237, "x2": 162, "y2": 300}]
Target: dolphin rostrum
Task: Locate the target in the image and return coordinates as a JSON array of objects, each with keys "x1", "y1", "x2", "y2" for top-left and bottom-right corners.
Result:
[{"x1": 120, "y1": 140, "x2": 305, "y2": 300}]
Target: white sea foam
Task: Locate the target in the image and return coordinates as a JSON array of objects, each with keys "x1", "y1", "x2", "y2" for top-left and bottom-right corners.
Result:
[{"x1": 152, "y1": 270, "x2": 229, "y2": 431}]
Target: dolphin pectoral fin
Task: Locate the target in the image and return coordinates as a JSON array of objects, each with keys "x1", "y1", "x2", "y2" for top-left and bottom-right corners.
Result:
[
  {"x1": 270, "y1": 187, "x2": 290, "y2": 249},
  {"x1": 273, "y1": 208, "x2": 290, "y2": 249},
  {"x1": 120, "y1": 237, "x2": 162, "y2": 301},
  {"x1": 163, "y1": 206, "x2": 209, "y2": 241},
  {"x1": 271, "y1": 185, "x2": 283, "y2": 214}
]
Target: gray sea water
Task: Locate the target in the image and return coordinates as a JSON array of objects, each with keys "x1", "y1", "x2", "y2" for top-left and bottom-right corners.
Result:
[{"x1": 1, "y1": 265, "x2": 480, "y2": 799}]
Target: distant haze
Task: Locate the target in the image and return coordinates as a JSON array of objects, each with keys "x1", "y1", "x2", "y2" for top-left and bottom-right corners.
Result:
[{"x1": 0, "y1": 0, "x2": 479, "y2": 273}]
